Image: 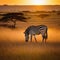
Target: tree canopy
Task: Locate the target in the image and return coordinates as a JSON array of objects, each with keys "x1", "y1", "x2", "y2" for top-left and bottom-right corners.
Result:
[{"x1": 0, "y1": 12, "x2": 27, "y2": 28}]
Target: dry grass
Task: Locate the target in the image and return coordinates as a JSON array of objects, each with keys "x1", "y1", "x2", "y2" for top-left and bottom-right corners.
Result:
[{"x1": 0, "y1": 41, "x2": 60, "y2": 60}]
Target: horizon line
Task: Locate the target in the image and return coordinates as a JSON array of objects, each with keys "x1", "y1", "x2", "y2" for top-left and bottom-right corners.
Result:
[{"x1": 0, "y1": 4, "x2": 60, "y2": 6}]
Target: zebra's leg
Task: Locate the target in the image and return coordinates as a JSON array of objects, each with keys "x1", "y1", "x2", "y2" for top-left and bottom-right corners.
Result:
[
  {"x1": 43, "y1": 35, "x2": 47, "y2": 43},
  {"x1": 34, "y1": 35, "x2": 37, "y2": 42},
  {"x1": 30, "y1": 35, "x2": 32, "y2": 42},
  {"x1": 45, "y1": 38, "x2": 46, "y2": 43},
  {"x1": 45, "y1": 33, "x2": 47, "y2": 43},
  {"x1": 42, "y1": 35, "x2": 45, "y2": 43},
  {"x1": 45, "y1": 35, "x2": 47, "y2": 43}
]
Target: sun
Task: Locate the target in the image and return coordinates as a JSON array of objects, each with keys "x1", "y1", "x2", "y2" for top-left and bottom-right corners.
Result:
[{"x1": 30, "y1": 0, "x2": 47, "y2": 5}]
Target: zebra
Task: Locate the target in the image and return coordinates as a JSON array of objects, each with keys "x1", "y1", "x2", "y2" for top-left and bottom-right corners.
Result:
[{"x1": 24, "y1": 25, "x2": 48, "y2": 43}]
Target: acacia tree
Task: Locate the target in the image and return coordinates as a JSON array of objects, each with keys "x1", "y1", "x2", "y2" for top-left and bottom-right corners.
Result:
[{"x1": 0, "y1": 12, "x2": 27, "y2": 28}]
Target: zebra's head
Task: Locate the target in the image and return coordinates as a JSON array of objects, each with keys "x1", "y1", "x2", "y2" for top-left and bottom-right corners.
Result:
[{"x1": 24, "y1": 32, "x2": 29, "y2": 42}]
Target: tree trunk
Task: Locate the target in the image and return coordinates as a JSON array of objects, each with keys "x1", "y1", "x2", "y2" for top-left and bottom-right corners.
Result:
[{"x1": 13, "y1": 20, "x2": 16, "y2": 28}]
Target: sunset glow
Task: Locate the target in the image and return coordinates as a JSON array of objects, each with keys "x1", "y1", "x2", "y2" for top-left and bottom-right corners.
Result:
[
  {"x1": 29, "y1": 0, "x2": 47, "y2": 5},
  {"x1": 0, "y1": 0, "x2": 60, "y2": 5}
]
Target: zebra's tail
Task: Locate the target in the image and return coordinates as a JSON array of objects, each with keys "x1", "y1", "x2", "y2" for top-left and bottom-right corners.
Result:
[{"x1": 45, "y1": 27, "x2": 48, "y2": 39}]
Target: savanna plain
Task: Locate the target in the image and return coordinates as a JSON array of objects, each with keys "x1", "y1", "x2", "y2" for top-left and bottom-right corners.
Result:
[{"x1": 0, "y1": 11, "x2": 60, "y2": 60}]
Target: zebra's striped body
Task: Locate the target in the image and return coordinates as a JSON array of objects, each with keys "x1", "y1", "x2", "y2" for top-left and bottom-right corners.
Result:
[{"x1": 24, "y1": 25, "x2": 48, "y2": 43}]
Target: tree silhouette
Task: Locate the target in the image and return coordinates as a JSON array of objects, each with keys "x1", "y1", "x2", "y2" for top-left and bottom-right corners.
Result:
[{"x1": 0, "y1": 12, "x2": 27, "y2": 28}]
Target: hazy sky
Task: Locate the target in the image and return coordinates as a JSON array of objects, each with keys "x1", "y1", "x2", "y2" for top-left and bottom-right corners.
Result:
[{"x1": 0, "y1": 0, "x2": 60, "y2": 5}]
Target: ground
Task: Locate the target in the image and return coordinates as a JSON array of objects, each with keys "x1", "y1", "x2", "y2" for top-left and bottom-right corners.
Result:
[{"x1": 0, "y1": 41, "x2": 60, "y2": 60}]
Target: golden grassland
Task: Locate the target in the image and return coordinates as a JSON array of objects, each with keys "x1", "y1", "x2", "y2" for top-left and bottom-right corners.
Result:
[
  {"x1": 0, "y1": 27, "x2": 60, "y2": 60},
  {"x1": 0, "y1": 41, "x2": 60, "y2": 60},
  {"x1": 0, "y1": 11, "x2": 60, "y2": 60}
]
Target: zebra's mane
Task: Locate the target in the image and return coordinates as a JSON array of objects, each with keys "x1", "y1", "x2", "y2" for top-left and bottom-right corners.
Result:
[{"x1": 24, "y1": 26, "x2": 32, "y2": 35}]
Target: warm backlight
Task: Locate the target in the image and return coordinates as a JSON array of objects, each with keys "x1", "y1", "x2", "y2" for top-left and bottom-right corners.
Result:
[
  {"x1": 0, "y1": 0, "x2": 60, "y2": 5},
  {"x1": 30, "y1": 0, "x2": 47, "y2": 5}
]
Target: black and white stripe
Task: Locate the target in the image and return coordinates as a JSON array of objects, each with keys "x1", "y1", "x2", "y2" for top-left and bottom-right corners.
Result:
[{"x1": 24, "y1": 25, "x2": 48, "y2": 43}]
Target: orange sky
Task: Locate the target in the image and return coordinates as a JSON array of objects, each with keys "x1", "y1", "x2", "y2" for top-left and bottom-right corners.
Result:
[{"x1": 0, "y1": 0, "x2": 60, "y2": 5}]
